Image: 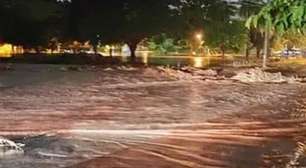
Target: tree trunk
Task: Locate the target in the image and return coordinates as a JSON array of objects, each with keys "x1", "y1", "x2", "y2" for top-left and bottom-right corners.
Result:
[
  {"x1": 93, "y1": 45, "x2": 98, "y2": 55},
  {"x1": 263, "y1": 24, "x2": 270, "y2": 69},
  {"x1": 128, "y1": 42, "x2": 138, "y2": 61},
  {"x1": 220, "y1": 43, "x2": 225, "y2": 58},
  {"x1": 256, "y1": 47, "x2": 261, "y2": 58},
  {"x1": 109, "y1": 48, "x2": 113, "y2": 57},
  {"x1": 222, "y1": 49, "x2": 225, "y2": 58},
  {"x1": 262, "y1": 0, "x2": 271, "y2": 68},
  {"x1": 245, "y1": 43, "x2": 250, "y2": 60},
  {"x1": 35, "y1": 47, "x2": 40, "y2": 54}
]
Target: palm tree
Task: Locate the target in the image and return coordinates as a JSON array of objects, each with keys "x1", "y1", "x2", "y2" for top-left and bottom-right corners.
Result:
[
  {"x1": 236, "y1": 0, "x2": 266, "y2": 60},
  {"x1": 246, "y1": 0, "x2": 306, "y2": 68}
]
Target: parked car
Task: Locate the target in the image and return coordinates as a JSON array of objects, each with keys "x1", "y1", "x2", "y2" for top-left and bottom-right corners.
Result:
[{"x1": 281, "y1": 49, "x2": 302, "y2": 57}]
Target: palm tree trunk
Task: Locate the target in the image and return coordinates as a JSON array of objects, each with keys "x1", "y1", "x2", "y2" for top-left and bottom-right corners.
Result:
[
  {"x1": 262, "y1": 0, "x2": 271, "y2": 69},
  {"x1": 256, "y1": 47, "x2": 261, "y2": 58},
  {"x1": 263, "y1": 24, "x2": 270, "y2": 68},
  {"x1": 245, "y1": 43, "x2": 250, "y2": 60}
]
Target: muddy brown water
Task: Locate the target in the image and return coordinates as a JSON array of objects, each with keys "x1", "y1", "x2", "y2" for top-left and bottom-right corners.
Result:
[{"x1": 0, "y1": 64, "x2": 306, "y2": 168}]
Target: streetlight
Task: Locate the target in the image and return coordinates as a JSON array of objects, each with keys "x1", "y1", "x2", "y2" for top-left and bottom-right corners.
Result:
[{"x1": 195, "y1": 33, "x2": 202, "y2": 41}]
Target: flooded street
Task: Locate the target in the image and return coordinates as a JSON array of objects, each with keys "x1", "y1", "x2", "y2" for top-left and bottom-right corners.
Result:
[{"x1": 1, "y1": 64, "x2": 306, "y2": 168}]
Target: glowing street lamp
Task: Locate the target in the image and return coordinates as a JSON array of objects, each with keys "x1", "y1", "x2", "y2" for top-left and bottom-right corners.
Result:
[{"x1": 195, "y1": 33, "x2": 202, "y2": 41}]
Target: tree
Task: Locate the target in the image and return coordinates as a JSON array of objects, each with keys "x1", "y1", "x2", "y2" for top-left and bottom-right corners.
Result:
[
  {"x1": 173, "y1": 0, "x2": 246, "y2": 56},
  {"x1": 0, "y1": 0, "x2": 64, "y2": 51},
  {"x1": 204, "y1": 20, "x2": 246, "y2": 57},
  {"x1": 247, "y1": 0, "x2": 306, "y2": 33},
  {"x1": 147, "y1": 34, "x2": 179, "y2": 55},
  {"x1": 70, "y1": 0, "x2": 178, "y2": 59},
  {"x1": 238, "y1": 0, "x2": 266, "y2": 59},
  {"x1": 247, "y1": 0, "x2": 306, "y2": 67},
  {"x1": 203, "y1": 1, "x2": 244, "y2": 56}
]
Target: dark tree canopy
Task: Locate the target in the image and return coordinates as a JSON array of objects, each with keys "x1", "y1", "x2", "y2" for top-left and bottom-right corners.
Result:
[
  {"x1": 0, "y1": 0, "x2": 63, "y2": 49},
  {"x1": 0, "y1": 0, "x2": 287, "y2": 58},
  {"x1": 173, "y1": 0, "x2": 245, "y2": 54},
  {"x1": 247, "y1": 0, "x2": 306, "y2": 33},
  {"x1": 68, "y1": 0, "x2": 178, "y2": 57}
]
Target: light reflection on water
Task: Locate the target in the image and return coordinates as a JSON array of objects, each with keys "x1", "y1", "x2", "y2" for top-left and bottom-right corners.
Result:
[
  {"x1": 193, "y1": 57, "x2": 206, "y2": 68},
  {"x1": 121, "y1": 55, "x2": 227, "y2": 68},
  {"x1": 0, "y1": 53, "x2": 228, "y2": 68},
  {"x1": 134, "y1": 51, "x2": 227, "y2": 68}
]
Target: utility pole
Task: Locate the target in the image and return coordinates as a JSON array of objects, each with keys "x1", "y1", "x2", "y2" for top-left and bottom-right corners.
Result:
[
  {"x1": 263, "y1": 24, "x2": 269, "y2": 68},
  {"x1": 262, "y1": 0, "x2": 270, "y2": 69}
]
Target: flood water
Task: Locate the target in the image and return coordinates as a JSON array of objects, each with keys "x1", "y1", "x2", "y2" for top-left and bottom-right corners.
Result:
[
  {"x1": 122, "y1": 55, "x2": 231, "y2": 68},
  {"x1": 0, "y1": 63, "x2": 306, "y2": 168}
]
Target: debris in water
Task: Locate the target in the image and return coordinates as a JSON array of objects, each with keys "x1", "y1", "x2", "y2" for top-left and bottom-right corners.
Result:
[
  {"x1": 286, "y1": 142, "x2": 306, "y2": 168},
  {"x1": 155, "y1": 66, "x2": 224, "y2": 81},
  {"x1": 231, "y1": 68, "x2": 299, "y2": 83},
  {"x1": 104, "y1": 67, "x2": 114, "y2": 71},
  {"x1": 38, "y1": 151, "x2": 68, "y2": 158},
  {"x1": 180, "y1": 67, "x2": 218, "y2": 76},
  {"x1": 156, "y1": 66, "x2": 195, "y2": 80},
  {"x1": 117, "y1": 66, "x2": 138, "y2": 71},
  {"x1": 0, "y1": 137, "x2": 24, "y2": 157}
]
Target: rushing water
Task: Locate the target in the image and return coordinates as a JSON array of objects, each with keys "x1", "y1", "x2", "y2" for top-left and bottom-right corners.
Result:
[{"x1": 0, "y1": 64, "x2": 306, "y2": 168}]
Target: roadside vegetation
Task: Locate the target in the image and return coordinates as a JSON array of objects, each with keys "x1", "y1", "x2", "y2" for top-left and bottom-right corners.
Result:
[{"x1": 0, "y1": 0, "x2": 304, "y2": 67}]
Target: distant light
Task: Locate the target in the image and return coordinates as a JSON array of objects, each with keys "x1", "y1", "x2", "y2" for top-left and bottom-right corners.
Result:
[
  {"x1": 143, "y1": 51, "x2": 149, "y2": 57},
  {"x1": 0, "y1": 44, "x2": 13, "y2": 57},
  {"x1": 121, "y1": 44, "x2": 131, "y2": 57},
  {"x1": 142, "y1": 52, "x2": 148, "y2": 65},
  {"x1": 195, "y1": 33, "x2": 202, "y2": 41}
]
